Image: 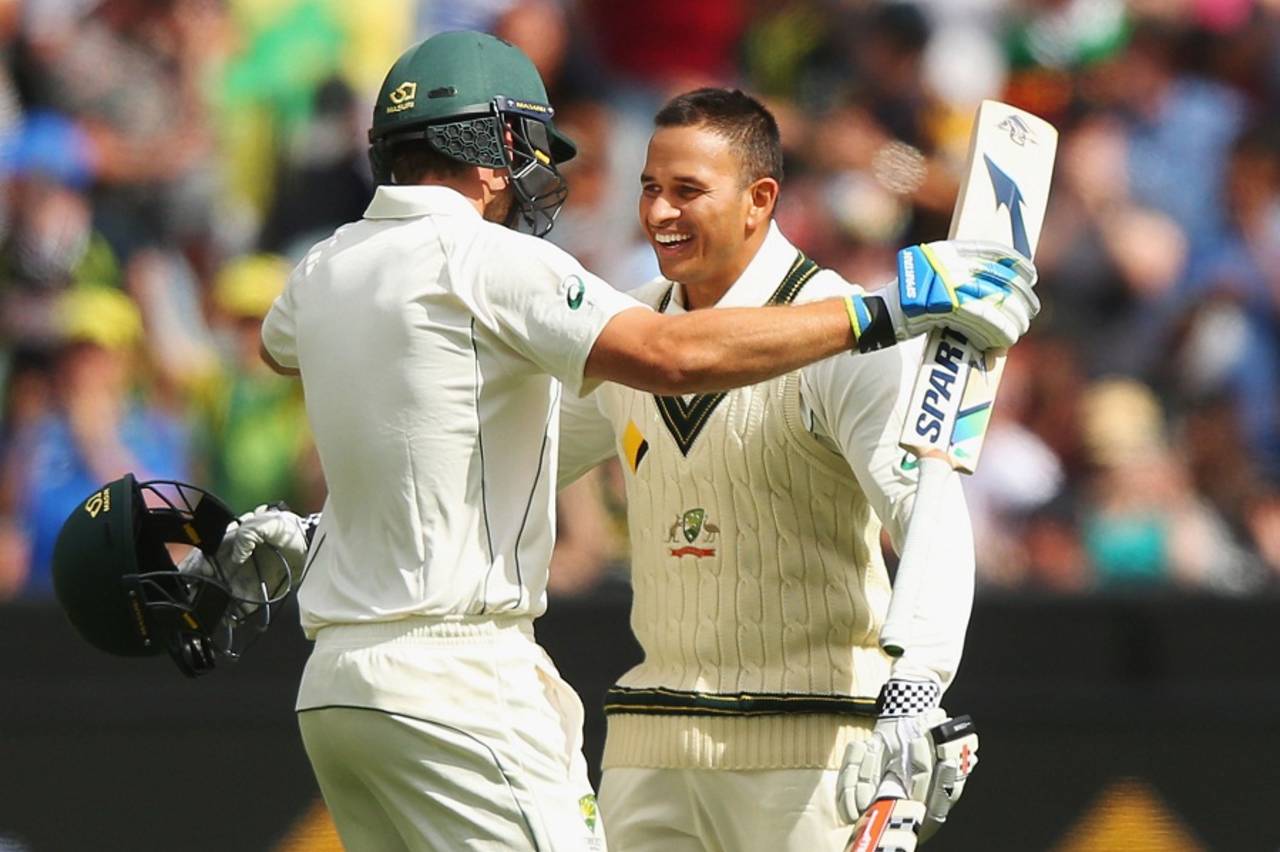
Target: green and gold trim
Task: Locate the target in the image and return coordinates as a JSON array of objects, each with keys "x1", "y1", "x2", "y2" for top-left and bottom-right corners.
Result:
[
  {"x1": 603, "y1": 684, "x2": 878, "y2": 717},
  {"x1": 654, "y1": 252, "x2": 820, "y2": 456}
]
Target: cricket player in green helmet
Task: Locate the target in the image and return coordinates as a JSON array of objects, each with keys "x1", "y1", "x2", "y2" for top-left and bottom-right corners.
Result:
[{"x1": 366, "y1": 29, "x2": 578, "y2": 237}]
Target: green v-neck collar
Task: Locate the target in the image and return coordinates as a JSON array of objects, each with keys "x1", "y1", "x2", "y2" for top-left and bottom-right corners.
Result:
[{"x1": 653, "y1": 252, "x2": 820, "y2": 456}]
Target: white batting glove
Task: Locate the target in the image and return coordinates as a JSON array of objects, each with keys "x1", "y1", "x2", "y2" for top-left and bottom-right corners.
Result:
[
  {"x1": 918, "y1": 715, "x2": 980, "y2": 843},
  {"x1": 837, "y1": 678, "x2": 979, "y2": 847},
  {"x1": 224, "y1": 505, "x2": 313, "y2": 576},
  {"x1": 848, "y1": 240, "x2": 1038, "y2": 354},
  {"x1": 177, "y1": 505, "x2": 315, "y2": 599},
  {"x1": 837, "y1": 678, "x2": 945, "y2": 824}
]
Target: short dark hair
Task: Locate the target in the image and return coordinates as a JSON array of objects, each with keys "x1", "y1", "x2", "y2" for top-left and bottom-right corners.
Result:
[
  {"x1": 654, "y1": 88, "x2": 783, "y2": 186},
  {"x1": 389, "y1": 137, "x2": 472, "y2": 184}
]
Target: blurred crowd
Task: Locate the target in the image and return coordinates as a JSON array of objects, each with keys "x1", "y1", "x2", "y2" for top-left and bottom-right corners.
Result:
[{"x1": 1, "y1": 0, "x2": 1278, "y2": 604}]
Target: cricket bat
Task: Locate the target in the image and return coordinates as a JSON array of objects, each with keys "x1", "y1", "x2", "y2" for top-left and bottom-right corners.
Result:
[
  {"x1": 845, "y1": 102, "x2": 1056, "y2": 852},
  {"x1": 878, "y1": 100, "x2": 1058, "y2": 659}
]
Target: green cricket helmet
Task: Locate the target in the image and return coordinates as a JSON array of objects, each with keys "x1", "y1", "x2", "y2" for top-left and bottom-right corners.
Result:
[
  {"x1": 51, "y1": 475, "x2": 293, "y2": 677},
  {"x1": 368, "y1": 30, "x2": 577, "y2": 237}
]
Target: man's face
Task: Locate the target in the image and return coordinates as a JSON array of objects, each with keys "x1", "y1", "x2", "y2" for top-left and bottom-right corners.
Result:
[{"x1": 639, "y1": 124, "x2": 758, "y2": 291}]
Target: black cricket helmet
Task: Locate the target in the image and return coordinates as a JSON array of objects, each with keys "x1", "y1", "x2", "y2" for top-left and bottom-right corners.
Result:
[
  {"x1": 368, "y1": 30, "x2": 576, "y2": 237},
  {"x1": 51, "y1": 474, "x2": 293, "y2": 677}
]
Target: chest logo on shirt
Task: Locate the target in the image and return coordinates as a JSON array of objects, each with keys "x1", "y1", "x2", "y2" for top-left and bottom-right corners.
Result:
[
  {"x1": 621, "y1": 420, "x2": 649, "y2": 473},
  {"x1": 667, "y1": 507, "x2": 719, "y2": 558}
]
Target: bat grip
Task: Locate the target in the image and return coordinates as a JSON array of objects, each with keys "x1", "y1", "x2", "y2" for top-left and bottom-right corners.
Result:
[{"x1": 879, "y1": 456, "x2": 956, "y2": 657}]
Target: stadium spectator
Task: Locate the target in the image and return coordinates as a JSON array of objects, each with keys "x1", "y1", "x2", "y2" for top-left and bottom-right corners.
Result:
[{"x1": 12, "y1": 286, "x2": 190, "y2": 598}]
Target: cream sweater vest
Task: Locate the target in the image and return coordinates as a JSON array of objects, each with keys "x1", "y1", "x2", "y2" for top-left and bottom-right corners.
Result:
[{"x1": 598, "y1": 257, "x2": 892, "y2": 770}]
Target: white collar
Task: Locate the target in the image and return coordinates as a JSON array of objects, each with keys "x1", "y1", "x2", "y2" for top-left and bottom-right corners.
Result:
[
  {"x1": 662, "y1": 222, "x2": 799, "y2": 313},
  {"x1": 363, "y1": 185, "x2": 482, "y2": 220}
]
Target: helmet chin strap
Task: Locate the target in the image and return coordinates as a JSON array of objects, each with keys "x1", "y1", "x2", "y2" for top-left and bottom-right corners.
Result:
[{"x1": 170, "y1": 631, "x2": 217, "y2": 677}]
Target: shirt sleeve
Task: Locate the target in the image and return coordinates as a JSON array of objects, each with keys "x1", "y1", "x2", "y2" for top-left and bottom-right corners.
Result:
[
  {"x1": 802, "y1": 325, "x2": 975, "y2": 690},
  {"x1": 802, "y1": 339, "x2": 923, "y2": 552},
  {"x1": 456, "y1": 228, "x2": 646, "y2": 397},
  {"x1": 557, "y1": 390, "x2": 617, "y2": 489},
  {"x1": 261, "y1": 264, "x2": 303, "y2": 369}
]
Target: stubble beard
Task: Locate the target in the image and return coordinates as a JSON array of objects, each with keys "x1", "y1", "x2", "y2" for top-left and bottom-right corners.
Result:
[{"x1": 484, "y1": 186, "x2": 516, "y2": 227}]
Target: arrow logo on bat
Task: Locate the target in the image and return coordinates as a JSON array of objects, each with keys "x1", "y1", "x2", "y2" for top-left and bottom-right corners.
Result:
[{"x1": 983, "y1": 155, "x2": 1031, "y2": 258}]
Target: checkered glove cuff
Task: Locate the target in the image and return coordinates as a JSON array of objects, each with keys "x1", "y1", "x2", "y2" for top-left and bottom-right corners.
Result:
[{"x1": 877, "y1": 678, "x2": 941, "y2": 718}]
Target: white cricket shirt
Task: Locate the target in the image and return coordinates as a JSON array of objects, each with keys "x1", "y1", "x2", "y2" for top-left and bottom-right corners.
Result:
[{"x1": 262, "y1": 185, "x2": 641, "y2": 636}]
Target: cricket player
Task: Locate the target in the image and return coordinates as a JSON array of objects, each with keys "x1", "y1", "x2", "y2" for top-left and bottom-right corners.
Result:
[
  {"x1": 207, "y1": 36, "x2": 1036, "y2": 852},
  {"x1": 550, "y1": 89, "x2": 1012, "y2": 851}
]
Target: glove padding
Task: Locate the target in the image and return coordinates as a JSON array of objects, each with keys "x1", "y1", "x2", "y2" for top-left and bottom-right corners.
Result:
[
  {"x1": 884, "y1": 239, "x2": 1039, "y2": 350},
  {"x1": 838, "y1": 707, "x2": 946, "y2": 825},
  {"x1": 917, "y1": 715, "x2": 979, "y2": 843},
  {"x1": 837, "y1": 679, "x2": 979, "y2": 846},
  {"x1": 177, "y1": 505, "x2": 312, "y2": 606}
]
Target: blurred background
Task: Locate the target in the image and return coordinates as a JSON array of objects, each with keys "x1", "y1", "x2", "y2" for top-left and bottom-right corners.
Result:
[{"x1": 0, "y1": 0, "x2": 1277, "y2": 849}]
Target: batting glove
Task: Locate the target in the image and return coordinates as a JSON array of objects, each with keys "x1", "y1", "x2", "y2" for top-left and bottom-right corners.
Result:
[
  {"x1": 224, "y1": 505, "x2": 315, "y2": 576},
  {"x1": 838, "y1": 678, "x2": 944, "y2": 824},
  {"x1": 846, "y1": 240, "x2": 1038, "y2": 354},
  {"x1": 177, "y1": 505, "x2": 317, "y2": 595},
  {"x1": 837, "y1": 678, "x2": 979, "y2": 846},
  {"x1": 917, "y1": 715, "x2": 980, "y2": 843}
]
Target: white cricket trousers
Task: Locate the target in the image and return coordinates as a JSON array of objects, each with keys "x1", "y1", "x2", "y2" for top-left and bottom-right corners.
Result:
[
  {"x1": 295, "y1": 615, "x2": 606, "y2": 852},
  {"x1": 598, "y1": 766, "x2": 850, "y2": 852}
]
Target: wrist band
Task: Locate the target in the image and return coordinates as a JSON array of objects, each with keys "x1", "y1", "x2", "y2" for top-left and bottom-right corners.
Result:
[
  {"x1": 877, "y1": 678, "x2": 941, "y2": 718},
  {"x1": 845, "y1": 294, "x2": 897, "y2": 354}
]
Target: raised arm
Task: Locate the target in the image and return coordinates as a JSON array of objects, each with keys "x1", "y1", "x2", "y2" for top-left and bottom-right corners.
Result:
[
  {"x1": 584, "y1": 300, "x2": 853, "y2": 395},
  {"x1": 585, "y1": 238, "x2": 1038, "y2": 397}
]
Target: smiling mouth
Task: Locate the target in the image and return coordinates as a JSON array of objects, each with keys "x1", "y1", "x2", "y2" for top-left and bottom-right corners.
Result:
[{"x1": 654, "y1": 232, "x2": 693, "y2": 249}]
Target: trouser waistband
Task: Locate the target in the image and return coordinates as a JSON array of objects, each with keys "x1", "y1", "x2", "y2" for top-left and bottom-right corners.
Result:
[{"x1": 312, "y1": 614, "x2": 536, "y2": 647}]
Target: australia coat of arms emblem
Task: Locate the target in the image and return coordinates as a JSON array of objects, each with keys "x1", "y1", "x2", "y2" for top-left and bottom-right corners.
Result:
[{"x1": 667, "y1": 507, "x2": 719, "y2": 558}]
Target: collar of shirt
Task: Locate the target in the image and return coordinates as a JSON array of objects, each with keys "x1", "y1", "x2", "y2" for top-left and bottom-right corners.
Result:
[
  {"x1": 364, "y1": 185, "x2": 482, "y2": 220},
  {"x1": 661, "y1": 222, "x2": 797, "y2": 314}
]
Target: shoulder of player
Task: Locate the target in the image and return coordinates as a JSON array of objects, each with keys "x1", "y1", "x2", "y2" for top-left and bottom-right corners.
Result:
[
  {"x1": 278, "y1": 223, "x2": 357, "y2": 293},
  {"x1": 462, "y1": 219, "x2": 590, "y2": 272}
]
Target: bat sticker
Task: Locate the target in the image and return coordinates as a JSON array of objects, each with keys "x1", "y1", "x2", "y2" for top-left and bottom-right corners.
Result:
[{"x1": 983, "y1": 155, "x2": 1031, "y2": 257}]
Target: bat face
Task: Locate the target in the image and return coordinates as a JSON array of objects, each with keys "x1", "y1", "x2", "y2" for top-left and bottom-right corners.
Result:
[
  {"x1": 956, "y1": 107, "x2": 1055, "y2": 255},
  {"x1": 899, "y1": 101, "x2": 1058, "y2": 473}
]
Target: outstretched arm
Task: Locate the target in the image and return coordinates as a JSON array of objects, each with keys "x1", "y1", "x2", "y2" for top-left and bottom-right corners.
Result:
[
  {"x1": 585, "y1": 238, "x2": 1037, "y2": 397},
  {"x1": 584, "y1": 300, "x2": 854, "y2": 395}
]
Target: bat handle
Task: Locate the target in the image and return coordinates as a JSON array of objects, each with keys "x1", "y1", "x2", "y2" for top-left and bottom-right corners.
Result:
[
  {"x1": 844, "y1": 797, "x2": 927, "y2": 852},
  {"x1": 879, "y1": 455, "x2": 956, "y2": 657}
]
